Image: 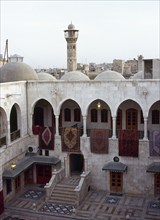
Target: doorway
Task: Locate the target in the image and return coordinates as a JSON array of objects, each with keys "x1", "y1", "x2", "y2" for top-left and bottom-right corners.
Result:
[
  {"x1": 70, "y1": 154, "x2": 84, "y2": 176},
  {"x1": 154, "y1": 173, "x2": 160, "y2": 196},
  {"x1": 36, "y1": 165, "x2": 52, "y2": 184},
  {"x1": 126, "y1": 108, "x2": 138, "y2": 130},
  {"x1": 110, "y1": 172, "x2": 123, "y2": 193},
  {"x1": 24, "y1": 166, "x2": 34, "y2": 185}
]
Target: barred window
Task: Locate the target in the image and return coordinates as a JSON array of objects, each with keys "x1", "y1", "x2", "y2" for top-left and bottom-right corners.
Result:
[
  {"x1": 64, "y1": 108, "x2": 71, "y2": 121},
  {"x1": 91, "y1": 109, "x2": 97, "y2": 122},
  {"x1": 101, "y1": 109, "x2": 108, "y2": 122},
  {"x1": 74, "y1": 108, "x2": 80, "y2": 122}
]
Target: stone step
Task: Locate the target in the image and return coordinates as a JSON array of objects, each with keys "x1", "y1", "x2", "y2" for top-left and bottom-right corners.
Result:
[
  {"x1": 54, "y1": 184, "x2": 76, "y2": 191},
  {"x1": 49, "y1": 178, "x2": 78, "y2": 205},
  {"x1": 51, "y1": 192, "x2": 76, "y2": 200},
  {"x1": 48, "y1": 197, "x2": 76, "y2": 205}
]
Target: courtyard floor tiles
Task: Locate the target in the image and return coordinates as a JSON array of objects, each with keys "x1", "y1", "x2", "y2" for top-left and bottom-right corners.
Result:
[{"x1": 1, "y1": 189, "x2": 160, "y2": 220}]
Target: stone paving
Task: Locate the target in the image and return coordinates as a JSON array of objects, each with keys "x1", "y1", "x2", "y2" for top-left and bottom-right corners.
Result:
[{"x1": 1, "y1": 188, "x2": 160, "y2": 220}]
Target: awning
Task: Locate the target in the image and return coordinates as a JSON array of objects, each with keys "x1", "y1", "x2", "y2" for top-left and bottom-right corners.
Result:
[
  {"x1": 102, "y1": 162, "x2": 127, "y2": 173},
  {"x1": 3, "y1": 156, "x2": 60, "y2": 178},
  {"x1": 146, "y1": 162, "x2": 160, "y2": 173}
]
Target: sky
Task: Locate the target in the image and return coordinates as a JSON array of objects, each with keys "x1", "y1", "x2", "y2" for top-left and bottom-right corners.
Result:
[{"x1": 1, "y1": 0, "x2": 159, "y2": 69}]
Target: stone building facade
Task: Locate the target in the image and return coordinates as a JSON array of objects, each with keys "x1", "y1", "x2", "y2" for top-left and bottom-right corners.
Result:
[{"x1": 0, "y1": 23, "x2": 160, "y2": 215}]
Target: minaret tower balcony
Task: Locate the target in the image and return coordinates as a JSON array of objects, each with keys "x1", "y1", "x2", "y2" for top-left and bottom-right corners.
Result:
[{"x1": 64, "y1": 23, "x2": 79, "y2": 72}]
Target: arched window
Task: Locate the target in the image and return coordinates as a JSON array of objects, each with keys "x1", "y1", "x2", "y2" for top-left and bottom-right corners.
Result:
[
  {"x1": 33, "y1": 107, "x2": 44, "y2": 126},
  {"x1": 152, "y1": 110, "x2": 159, "y2": 124},
  {"x1": 101, "y1": 109, "x2": 108, "y2": 122},
  {"x1": 74, "y1": 108, "x2": 80, "y2": 122},
  {"x1": 64, "y1": 108, "x2": 71, "y2": 121},
  {"x1": 10, "y1": 105, "x2": 17, "y2": 132},
  {"x1": 91, "y1": 109, "x2": 97, "y2": 122}
]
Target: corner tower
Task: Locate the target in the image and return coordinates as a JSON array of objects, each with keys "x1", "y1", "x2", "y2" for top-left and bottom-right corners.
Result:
[{"x1": 64, "y1": 23, "x2": 79, "y2": 72}]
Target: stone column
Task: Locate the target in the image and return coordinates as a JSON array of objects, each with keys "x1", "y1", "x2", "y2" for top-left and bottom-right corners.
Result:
[
  {"x1": 6, "y1": 120, "x2": 10, "y2": 145},
  {"x1": 55, "y1": 115, "x2": 59, "y2": 136},
  {"x1": 143, "y1": 117, "x2": 148, "y2": 140},
  {"x1": 82, "y1": 116, "x2": 87, "y2": 137},
  {"x1": 29, "y1": 113, "x2": 33, "y2": 135},
  {"x1": 84, "y1": 158, "x2": 88, "y2": 172},
  {"x1": 64, "y1": 157, "x2": 68, "y2": 177},
  {"x1": 112, "y1": 117, "x2": 116, "y2": 139}
]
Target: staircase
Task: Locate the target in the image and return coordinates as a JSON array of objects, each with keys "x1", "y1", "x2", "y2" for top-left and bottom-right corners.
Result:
[{"x1": 48, "y1": 176, "x2": 80, "y2": 205}]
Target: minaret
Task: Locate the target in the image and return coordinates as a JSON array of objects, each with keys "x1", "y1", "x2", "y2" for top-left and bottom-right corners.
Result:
[{"x1": 64, "y1": 23, "x2": 79, "y2": 72}]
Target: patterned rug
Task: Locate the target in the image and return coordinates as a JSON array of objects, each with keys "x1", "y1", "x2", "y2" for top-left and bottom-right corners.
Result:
[
  {"x1": 39, "y1": 127, "x2": 54, "y2": 150},
  {"x1": 149, "y1": 130, "x2": 160, "y2": 156},
  {"x1": 21, "y1": 190, "x2": 45, "y2": 200},
  {"x1": 90, "y1": 129, "x2": 109, "y2": 154},
  {"x1": 39, "y1": 202, "x2": 75, "y2": 215},
  {"x1": 148, "y1": 200, "x2": 160, "y2": 210},
  {"x1": 61, "y1": 127, "x2": 80, "y2": 152},
  {"x1": 105, "y1": 197, "x2": 121, "y2": 204},
  {"x1": 118, "y1": 130, "x2": 139, "y2": 157}
]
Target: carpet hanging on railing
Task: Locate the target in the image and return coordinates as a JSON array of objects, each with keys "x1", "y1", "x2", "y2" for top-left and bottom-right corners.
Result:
[
  {"x1": 149, "y1": 130, "x2": 160, "y2": 156},
  {"x1": 90, "y1": 129, "x2": 109, "y2": 154},
  {"x1": 39, "y1": 127, "x2": 54, "y2": 150},
  {"x1": 62, "y1": 127, "x2": 80, "y2": 152},
  {"x1": 118, "y1": 130, "x2": 139, "y2": 157}
]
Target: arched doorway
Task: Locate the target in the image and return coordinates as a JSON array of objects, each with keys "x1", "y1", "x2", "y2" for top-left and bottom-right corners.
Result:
[{"x1": 70, "y1": 153, "x2": 84, "y2": 176}]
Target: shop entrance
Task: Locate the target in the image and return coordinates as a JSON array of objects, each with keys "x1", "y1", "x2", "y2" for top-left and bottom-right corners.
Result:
[
  {"x1": 110, "y1": 172, "x2": 123, "y2": 193},
  {"x1": 70, "y1": 154, "x2": 84, "y2": 176},
  {"x1": 154, "y1": 173, "x2": 160, "y2": 196}
]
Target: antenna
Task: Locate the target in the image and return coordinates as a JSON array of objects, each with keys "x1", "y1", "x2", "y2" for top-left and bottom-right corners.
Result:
[{"x1": 3, "y1": 39, "x2": 8, "y2": 65}]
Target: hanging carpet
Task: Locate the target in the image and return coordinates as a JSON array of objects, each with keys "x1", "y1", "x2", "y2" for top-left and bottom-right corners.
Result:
[
  {"x1": 39, "y1": 127, "x2": 55, "y2": 150},
  {"x1": 118, "y1": 129, "x2": 139, "y2": 157},
  {"x1": 90, "y1": 129, "x2": 109, "y2": 154},
  {"x1": 62, "y1": 127, "x2": 80, "y2": 152},
  {"x1": 149, "y1": 129, "x2": 160, "y2": 156}
]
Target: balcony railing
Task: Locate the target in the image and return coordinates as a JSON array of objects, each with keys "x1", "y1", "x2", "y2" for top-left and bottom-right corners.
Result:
[
  {"x1": 10, "y1": 129, "x2": 20, "y2": 142},
  {"x1": 0, "y1": 136, "x2": 7, "y2": 148}
]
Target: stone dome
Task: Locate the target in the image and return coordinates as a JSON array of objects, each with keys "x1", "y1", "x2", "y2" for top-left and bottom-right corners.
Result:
[
  {"x1": 37, "y1": 72, "x2": 57, "y2": 81},
  {"x1": 130, "y1": 71, "x2": 143, "y2": 79},
  {"x1": 60, "y1": 71, "x2": 90, "y2": 81},
  {"x1": 94, "y1": 70, "x2": 125, "y2": 81},
  {"x1": 68, "y1": 23, "x2": 75, "y2": 30},
  {"x1": 0, "y1": 62, "x2": 38, "y2": 83}
]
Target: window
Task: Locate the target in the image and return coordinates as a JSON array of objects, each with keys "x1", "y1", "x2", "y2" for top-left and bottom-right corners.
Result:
[
  {"x1": 91, "y1": 109, "x2": 97, "y2": 122},
  {"x1": 116, "y1": 109, "x2": 122, "y2": 129},
  {"x1": 64, "y1": 108, "x2": 71, "y2": 121},
  {"x1": 74, "y1": 108, "x2": 80, "y2": 122},
  {"x1": 101, "y1": 109, "x2": 108, "y2": 122},
  {"x1": 126, "y1": 108, "x2": 138, "y2": 130},
  {"x1": 152, "y1": 110, "x2": 159, "y2": 124}
]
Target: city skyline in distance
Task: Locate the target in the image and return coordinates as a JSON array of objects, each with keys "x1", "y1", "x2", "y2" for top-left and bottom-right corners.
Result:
[{"x1": 1, "y1": 0, "x2": 159, "y2": 69}]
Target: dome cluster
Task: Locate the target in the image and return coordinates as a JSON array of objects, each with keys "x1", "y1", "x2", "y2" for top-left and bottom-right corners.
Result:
[
  {"x1": 94, "y1": 70, "x2": 125, "y2": 81},
  {"x1": 0, "y1": 62, "x2": 38, "y2": 83},
  {"x1": 60, "y1": 71, "x2": 90, "y2": 81}
]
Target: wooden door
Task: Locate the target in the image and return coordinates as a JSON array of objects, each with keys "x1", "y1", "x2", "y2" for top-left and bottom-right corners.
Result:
[
  {"x1": 154, "y1": 173, "x2": 160, "y2": 196},
  {"x1": 36, "y1": 165, "x2": 52, "y2": 184},
  {"x1": 126, "y1": 108, "x2": 138, "y2": 130},
  {"x1": 110, "y1": 172, "x2": 123, "y2": 193},
  {"x1": 15, "y1": 175, "x2": 21, "y2": 193},
  {"x1": 24, "y1": 166, "x2": 34, "y2": 185}
]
